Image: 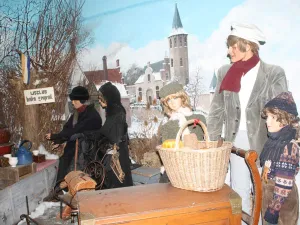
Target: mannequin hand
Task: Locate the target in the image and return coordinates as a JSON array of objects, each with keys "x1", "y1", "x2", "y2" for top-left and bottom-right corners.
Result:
[
  {"x1": 51, "y1": 143, "x2": 60, "y2": 150},
  {"x1": 45, "y1": 133, "x2": 51, "y2": 140},
  {"x1": 262, "y1": 167, "x2": 269, "y2": 183}
]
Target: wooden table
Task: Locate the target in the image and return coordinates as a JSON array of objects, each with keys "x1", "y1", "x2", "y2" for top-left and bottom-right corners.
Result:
[{"x1": 78, "y1": 183, "x2": 242, "y2": 225}]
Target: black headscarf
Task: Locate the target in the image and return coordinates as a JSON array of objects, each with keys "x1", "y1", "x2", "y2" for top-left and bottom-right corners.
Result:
[
  {"x1": 98, "y1": 82, "x2": 126, "y2": 116},
  {"x1": 260, "y1": 125, "x2": 296, "y2": 167}
]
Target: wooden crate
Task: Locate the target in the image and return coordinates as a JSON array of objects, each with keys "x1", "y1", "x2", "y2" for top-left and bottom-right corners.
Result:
[
  {"x1": 0, "y1": 163, "x2": 37, "y2": 189},
  {"x1": 0, "y1": 156, "x2": 9, "y2": 167},
  {"x1": 33, "y1": 154, "x2": 46, "y2": 163},
  {"x1": 78, "y1": 183, "x2": 242, "y2": 225}
]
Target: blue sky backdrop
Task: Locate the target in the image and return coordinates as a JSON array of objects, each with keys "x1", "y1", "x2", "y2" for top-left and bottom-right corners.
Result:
[
  {"x1": 83, "y1": 0, "x2": 243, "y2": 49},
  {"x1": 79, "y1": 0, "x2": 300, "y2": 107}
]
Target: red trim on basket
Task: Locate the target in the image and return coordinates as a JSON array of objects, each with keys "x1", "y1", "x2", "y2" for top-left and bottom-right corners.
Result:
[{"x1": 193, "y1": 119, "x2": 200, "y2": 127}]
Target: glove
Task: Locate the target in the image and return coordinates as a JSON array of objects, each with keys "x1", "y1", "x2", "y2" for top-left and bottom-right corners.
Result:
[{"x1": 70, "y1": 133, "x2": 84, "y2": 141}]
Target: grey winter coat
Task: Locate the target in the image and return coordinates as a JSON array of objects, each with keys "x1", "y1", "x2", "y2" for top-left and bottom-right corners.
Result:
[{"x1": 207, "y1": 60, "x2": 288, "y2": 158}]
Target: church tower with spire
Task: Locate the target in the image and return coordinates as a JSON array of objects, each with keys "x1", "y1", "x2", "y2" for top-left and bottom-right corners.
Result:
[{"x1": 168, "y1": 3, "x2": 189, "y2": 85}]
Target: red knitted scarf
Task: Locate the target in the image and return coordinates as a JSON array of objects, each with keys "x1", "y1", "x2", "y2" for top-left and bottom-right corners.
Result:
[
  {"x1": 219, "y1": 54, "x2": 260, "y2": 93},
  {"x1": 77, "y1": 105, "x2": 87, "y2": 113}
]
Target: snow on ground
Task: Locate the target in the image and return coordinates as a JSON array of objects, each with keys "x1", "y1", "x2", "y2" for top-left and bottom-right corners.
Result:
[
  {"x1": 128, "y1": 108, "x2": 164, "y2": 139},
  {"x1": 17, "y1": 202, "x2": 59, "y2": 224},
  {"x1": 17, "y1": 202, "x2": 76, "y2": 225},
  {"x1": 34, "y1": 144, "x2": 59, "y2": 160}
]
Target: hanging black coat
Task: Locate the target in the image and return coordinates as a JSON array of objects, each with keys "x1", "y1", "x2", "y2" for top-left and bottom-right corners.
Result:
[{"x1": 50, "y1": 104, "x2": 102, "y2": 181}]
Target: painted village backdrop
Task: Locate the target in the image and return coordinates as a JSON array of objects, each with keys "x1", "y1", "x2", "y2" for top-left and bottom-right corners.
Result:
[
  {"x1": 1, "y1": 0, "x2": 300, "y2": 224},
  {"x1": 74, "y1": 0, "x2": 300, "y2": 138},
  {"x1": 1, "y1": 0, "x2": 300, "y2": 162}
]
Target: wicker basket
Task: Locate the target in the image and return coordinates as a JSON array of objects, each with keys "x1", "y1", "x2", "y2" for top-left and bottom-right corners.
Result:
[{"x1": 157, "y1": 119, "x2": 232, "y2": 192}]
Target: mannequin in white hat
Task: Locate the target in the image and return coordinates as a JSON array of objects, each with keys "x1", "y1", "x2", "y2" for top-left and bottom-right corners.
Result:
[{"x1": 207, "y1": 22, "x2": 288, "y2": 225}]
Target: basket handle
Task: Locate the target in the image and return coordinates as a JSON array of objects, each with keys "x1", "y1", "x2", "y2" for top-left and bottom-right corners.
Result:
[{"x1": 175, "y1": 119, "x2": 209, "y2": 150}]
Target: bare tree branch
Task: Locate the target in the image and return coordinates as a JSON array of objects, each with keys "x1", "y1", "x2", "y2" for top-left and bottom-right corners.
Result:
[
  {"x1": 185, "y1": 68, "x2": 206, "y2": 110},
  {"x1": 0, "y1": 0, "x2": 91, "y2": 150}
]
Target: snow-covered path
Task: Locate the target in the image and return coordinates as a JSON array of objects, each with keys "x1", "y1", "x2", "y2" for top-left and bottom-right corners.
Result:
[{"x1": 17, "y1": 202, "x2": 77, "y2": 225}]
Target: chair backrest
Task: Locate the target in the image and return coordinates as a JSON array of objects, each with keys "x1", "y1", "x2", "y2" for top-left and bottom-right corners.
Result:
[
  {"x1": 231, "y1": 146, "x2": 262, "y2": 225},
  {"x1": 81, "y1": 137, "x2": 107, "y2": 190},
  {"x1": 84, "y1": 161, "x2": 105, "y2": 190}
]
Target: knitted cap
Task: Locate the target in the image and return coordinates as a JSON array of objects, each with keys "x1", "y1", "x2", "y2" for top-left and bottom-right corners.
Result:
[
  {"x1": 159, "y1": 82, "x2": 183, "y2": 99},
  {"x1": 69, "y1": 86, "x2": 89, "y2": 101},
  {"x1": 264, "y1": 91, "x2": 298, "y2": 116}
]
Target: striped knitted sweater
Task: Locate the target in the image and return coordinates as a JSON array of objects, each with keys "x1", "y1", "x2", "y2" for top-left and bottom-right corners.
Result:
[{"x1": 264, "y1": 141, "x2": 299, "y2": 224}]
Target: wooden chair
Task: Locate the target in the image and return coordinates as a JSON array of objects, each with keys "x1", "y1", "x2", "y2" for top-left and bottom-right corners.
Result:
[
  {"x1": 53, "y1": 139, "x2": 106, "y2": 224},
  {"x1": 231, "y1": 146, "x2": 262, "y2": 225},
  {"x1": 53, "y1": 161, "x2": 105, "y2": 223}
]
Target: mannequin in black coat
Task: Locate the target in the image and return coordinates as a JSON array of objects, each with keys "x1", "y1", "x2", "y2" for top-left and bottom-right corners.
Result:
[
  {"x1": 89, "y1": 103, "x2": 132, "y2": 189},
  {"x1": 72, "y1": 82, "x2": 133, "y2": 188},
  {"x1": 46, "y1": 86, "x2": 102, "y2": 182}
]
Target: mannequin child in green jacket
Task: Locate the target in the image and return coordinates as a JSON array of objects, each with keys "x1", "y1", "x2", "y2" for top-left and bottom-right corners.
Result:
[{"x1": 158, "y1": 82, "x2": 206, "y2": 182}]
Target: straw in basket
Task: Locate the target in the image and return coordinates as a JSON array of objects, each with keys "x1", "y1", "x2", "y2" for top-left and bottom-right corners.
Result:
[{"x1": 157, "y1": 119, "x2": 232, "y2": 192}]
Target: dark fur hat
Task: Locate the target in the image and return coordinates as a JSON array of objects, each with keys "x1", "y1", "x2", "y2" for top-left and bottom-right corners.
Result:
[{"x1": 69, "y1": 86, "x2": 89, "y2": 101}]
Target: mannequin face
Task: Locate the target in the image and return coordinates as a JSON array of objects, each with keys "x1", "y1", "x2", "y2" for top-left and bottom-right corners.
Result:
[
  {"x1": 98, "y1": 95, "x2": 107, "y2": 108},
  {"x1": 265, "y1": 112, "x2": 283, "y2": 133},
  {"x1": 72, "y1": 100, "x2": 83, "y2": 109},
  {"x1": 99, "y1": 99, "x2": 107, "y2": 108},
  {"x1": 227, "y1": 43, "x2": 253, "y2": 63},
  {"x1": 166, "y1": 94, "x2": 182, "y2": 112}
]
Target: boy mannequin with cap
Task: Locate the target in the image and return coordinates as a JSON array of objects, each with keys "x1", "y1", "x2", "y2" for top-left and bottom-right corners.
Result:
[
  {"x1": 207, "y1": 23, "x2": 288, "y2": 221},
  {"x1": 260, "y1": 92, "x2": 299, "y2": 225},
  {"x1": 44, "y1": 86, "x2": 102, "y2": 201}
]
